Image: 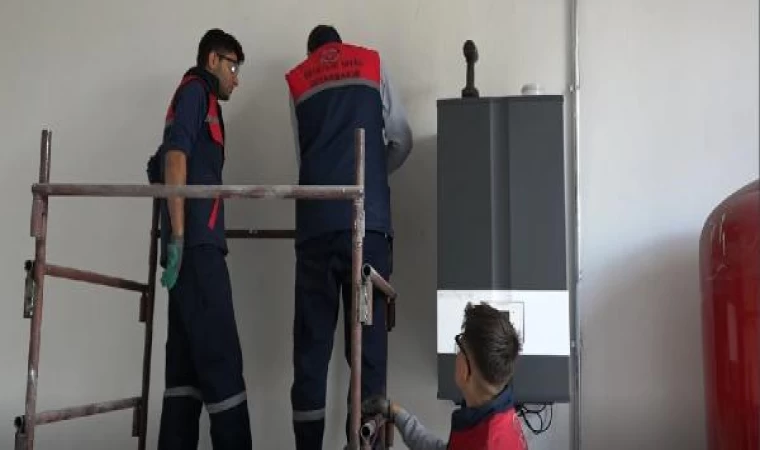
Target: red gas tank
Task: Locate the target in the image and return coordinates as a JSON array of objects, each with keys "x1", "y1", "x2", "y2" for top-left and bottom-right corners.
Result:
[{"x1": 701, "y1": 179, "x2": 760, "y2": 450}]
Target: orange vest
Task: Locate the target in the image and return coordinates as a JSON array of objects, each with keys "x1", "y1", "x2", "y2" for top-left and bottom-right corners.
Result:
[
  {"x1": 164, "y1": 74, "x2": 224, "y2": 230},
  {"x1": 285, "y1": 42, "x2": 381, "y2": 104}
]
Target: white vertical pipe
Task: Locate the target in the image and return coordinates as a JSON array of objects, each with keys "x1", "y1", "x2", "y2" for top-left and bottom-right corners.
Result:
[{"x1": 567, "y1": 0, "x2": 582, "y2": 449}]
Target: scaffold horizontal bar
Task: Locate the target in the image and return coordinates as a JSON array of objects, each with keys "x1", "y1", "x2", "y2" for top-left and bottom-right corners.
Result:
[
  {"x1": 32, "y1": 183, "x2": 363, "y2": 200},
  {"x1": 19, "y1": 396, "x2": 141, "y2": 426},
  {"x1": 46, "y1": 263, "x2": 148, "y2": 293}
]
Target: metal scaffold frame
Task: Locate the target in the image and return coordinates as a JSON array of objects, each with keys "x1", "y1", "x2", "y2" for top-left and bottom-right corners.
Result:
[{"x1": 14, "y1": 128, "x2": 398, "y2": 450}]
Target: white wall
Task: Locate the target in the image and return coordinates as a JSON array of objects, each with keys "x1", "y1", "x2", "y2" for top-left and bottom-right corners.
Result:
[
  {"x1": 578, "y1": 0, "x2": 757, "y2": 448},
  {"x1": 0, "y1": 1, "x2": 756, "y2": 449}
]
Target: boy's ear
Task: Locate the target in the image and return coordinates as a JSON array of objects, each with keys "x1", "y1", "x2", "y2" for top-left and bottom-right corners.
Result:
[
  {"x1": 454, "y1": 353, "x2": 465, "y2": 380},
  {"x1": 464, "y1": 360, "x2": 473, "y2": 382},
  {"x1": 457, "y1": 353, "x2": 471, "y2": 381}
]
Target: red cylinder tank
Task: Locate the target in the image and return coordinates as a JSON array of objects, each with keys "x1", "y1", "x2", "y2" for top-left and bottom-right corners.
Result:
[{"x1": 701, "y1": 179, "x2": 760, "y2": 449}]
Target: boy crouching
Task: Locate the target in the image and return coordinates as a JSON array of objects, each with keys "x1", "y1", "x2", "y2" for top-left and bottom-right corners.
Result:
[{"x1": 363, "y1": 302, "x2": 527, "y2": 449}]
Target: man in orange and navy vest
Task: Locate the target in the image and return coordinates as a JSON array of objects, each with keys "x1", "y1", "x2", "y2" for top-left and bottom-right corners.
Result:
[
  {"x1": 284, "y1": 25, "x2": 413, "y2": 450},
  {"x1": 146, "y1": 28, "x2": 252, "y2": 449}
]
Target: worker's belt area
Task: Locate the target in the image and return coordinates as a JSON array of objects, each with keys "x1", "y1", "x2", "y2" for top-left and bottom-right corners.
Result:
[{"x1": 164, "y1": 386, "x2": 246, "y2": 414}]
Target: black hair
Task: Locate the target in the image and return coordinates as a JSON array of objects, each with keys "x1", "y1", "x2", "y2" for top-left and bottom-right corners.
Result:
[
  {"x1": 196, "y1": 28, "x2": 245, "y2": 68},
  {"x1": 307, "y1": 25, "x2": 342, "y2": 53},
  {"x1": 461, "y1": 302, "x2": 521, "y2": 387}
]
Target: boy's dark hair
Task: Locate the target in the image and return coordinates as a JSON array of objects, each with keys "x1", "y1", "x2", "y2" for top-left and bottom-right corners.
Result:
[
  {"x1": 196, "y1": 28, "x2": 245, "y2": 68},
  {"x1": 307, "y1": 25, "x2": 342, "y2": 53},
  {"x1": 461, "y1": 302, "x2": 521, "y2": 387}
]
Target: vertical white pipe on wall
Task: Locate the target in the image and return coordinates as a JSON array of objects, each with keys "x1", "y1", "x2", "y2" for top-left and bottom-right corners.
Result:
[{"x1": 567, "y1": 0, "x2": 582, "y2": 449}]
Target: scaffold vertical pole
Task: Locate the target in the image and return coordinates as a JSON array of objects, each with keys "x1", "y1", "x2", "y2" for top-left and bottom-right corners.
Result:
[
  {"x1": 17, "y1": 129, "x2": 53, "y2": 450},
  {"x1": 137, "y1": 198, "x2": 160, "y2": 449},
  {"x1": 350, "y1": 128, "x2": 366, "y2": 449}
]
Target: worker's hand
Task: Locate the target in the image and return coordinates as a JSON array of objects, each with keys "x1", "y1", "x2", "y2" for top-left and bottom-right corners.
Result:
[
  {"x1": 361, "y1": 395, "x2": 393, "y2": 420},
  {"x1": 160, "y1": 235, "x2": 183, "y2": 290}
]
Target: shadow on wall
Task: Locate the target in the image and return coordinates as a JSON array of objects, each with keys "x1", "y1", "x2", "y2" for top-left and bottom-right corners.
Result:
[{"x1": 581, "y1": 234, "x2": 706, "y2": 450}]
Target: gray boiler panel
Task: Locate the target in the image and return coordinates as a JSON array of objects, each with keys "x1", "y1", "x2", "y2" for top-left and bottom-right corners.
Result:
[{"x1": 436, "y1": 95, "x2": 570, "y2": 405}]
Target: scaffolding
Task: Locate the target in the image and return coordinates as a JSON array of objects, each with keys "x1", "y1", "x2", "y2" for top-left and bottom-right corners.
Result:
[{"x1": 14, "y1": 128, "x2": 398, "y2": 450}]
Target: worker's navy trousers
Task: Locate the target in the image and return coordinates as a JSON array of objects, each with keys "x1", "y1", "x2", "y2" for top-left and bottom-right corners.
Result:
[
  {"x1": 291, "y1": 230, "x2": 392, "y2": 450},
  {"x1": 157, "y1": 244, "x2": 252, "y2": 450}
]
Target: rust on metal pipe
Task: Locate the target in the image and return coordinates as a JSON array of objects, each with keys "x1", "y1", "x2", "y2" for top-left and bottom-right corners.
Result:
[
  {"x1": 349, "y1": 128, "x2": 366, "y2": 450},
  {"x1": 361, "y1": 278, "x2": 374, "y2": 325},
  {"x1": 44, "y1": 263, "x2": 148, "y2": 293},
  {"x1": 22, "y1": 129, "x2": 53, "y2": 449},
  {"x1": 17, "y1": 396, "x2": 141, "y2": 426},
  {"x1": 32, "y1": 183, "x2": 363, "y2": 200},
  {"x1": 138, "y1": 199, "x2": 160, "y2": 449},
  {"x1": 225, "y1": 229, "x2": 296, "y2": 239}
]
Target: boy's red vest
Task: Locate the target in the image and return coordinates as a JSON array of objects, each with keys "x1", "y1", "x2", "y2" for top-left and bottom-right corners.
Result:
[
  {"x1": 448, "y1": 408, "x2": 527, "y2": 449},
  {"x1": 447, "y1": 387, "x2": 527, "y2": 449}
]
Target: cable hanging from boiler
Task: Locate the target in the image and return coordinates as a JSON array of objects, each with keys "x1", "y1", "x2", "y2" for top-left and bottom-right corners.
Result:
[{"x1": 516, "y1": 403, "x2": 553, "y2": 435}]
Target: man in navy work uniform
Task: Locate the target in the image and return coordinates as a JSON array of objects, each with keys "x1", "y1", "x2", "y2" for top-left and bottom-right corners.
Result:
[
  {"x1": 146, "y1": 28, "x2": 252, "y2": 449},
  {"x1": 284, "y1": 25, "x2": 413, "y2": 450}
]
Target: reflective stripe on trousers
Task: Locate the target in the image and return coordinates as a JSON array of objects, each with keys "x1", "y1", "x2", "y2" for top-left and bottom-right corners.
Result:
[
  {"x1": 164, "y1": 386, "x2": 247, "y2": 415},
  {"x1": 293, "y1": 408, "x2": 325, "y2": 422}
]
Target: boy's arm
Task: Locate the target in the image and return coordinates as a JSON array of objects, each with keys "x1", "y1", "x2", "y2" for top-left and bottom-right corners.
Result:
[{"x1": 392, "y1": 407, "x2": 448, "y2": 450}]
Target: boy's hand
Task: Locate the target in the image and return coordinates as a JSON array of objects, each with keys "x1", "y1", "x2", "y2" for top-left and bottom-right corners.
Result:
[{"x1": 362, "y1": 395, "x2": 394, "y2": 420}]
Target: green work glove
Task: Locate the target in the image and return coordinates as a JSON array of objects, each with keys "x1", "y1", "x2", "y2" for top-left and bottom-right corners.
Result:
[
  {"x1": 160, "y1": 235, "x2": 183, "y2": 290},
  {"x1": 361, "y1": 395, "x2": 393, "y2": 420}
]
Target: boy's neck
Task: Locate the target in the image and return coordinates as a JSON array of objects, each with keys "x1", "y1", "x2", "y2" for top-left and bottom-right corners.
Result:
[{"x1": 462, "y1": 383, "x2": 500, "y2": 408}]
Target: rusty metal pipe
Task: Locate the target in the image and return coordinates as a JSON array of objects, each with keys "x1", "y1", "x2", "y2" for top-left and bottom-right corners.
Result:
[
  {"x1": 225, "y1": 229, "x2": 296, "y2": 239},
  {"x1": 137, "y1": 199, "x2": 160, "y2": 449},
  {"x1": 361, "y1": 418, "x2": 377, "y2": 440},
  {"x1": 361, "y1": 264, "x2": 397, "y2": 300},
  {"x1": 21, "y1": 130, "x2": 52, "y2": 449},
  {"x1": 16, "y1": 396, "x2": 141, "y2": 427},
  {"x1": 360, "y1": 416, "x2": 390, "y2": 449},
  {"x1": 32, "y1": 183, "x2": 362, "y2": 200},
  {"x1": 362, "y1": 263, "x2": 397, "y2": 333},
  {"x1": 349, "y1": 128, "x2": 366, "y2": 449},
  {"x1": 44, "y1": 263, "x2": 148, "y2": 293}
]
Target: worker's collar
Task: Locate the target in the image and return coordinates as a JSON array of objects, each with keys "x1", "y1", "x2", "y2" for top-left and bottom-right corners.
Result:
[
  {"x1": 185, "y1": 66, "x2": 221, "y2": 97},
  {"x1": 450, "y1": 384, "x2": 514, "y2": 431}
]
